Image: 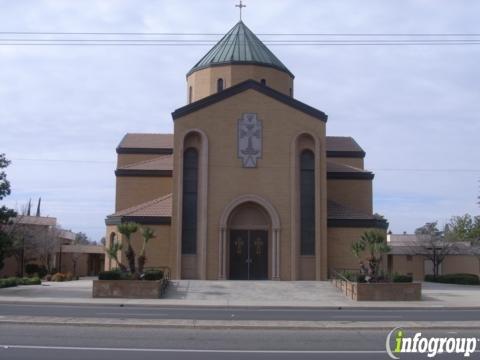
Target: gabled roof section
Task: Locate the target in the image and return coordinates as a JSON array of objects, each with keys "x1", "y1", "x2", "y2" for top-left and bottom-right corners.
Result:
[
  {"x1": 172, "y1": 80, "x2": 327, "y2": 122},
  {"x1": 326, "y1": 161, "x2": 374, "y2": 180},
  {"x1": 187, "y1": 21, "x2": 293, "y2": 78},
  {"x1": 116, "y1": 133, "x2": 173, "y2": 155},
  {"x1": 115, "y1": 155, "x2": 173, "y2": 177},
  {"x1": 105, "y1": 194, "x2": 172, "y2": 225},
  {"x1": 327, "y1": 200, "x2": 388, "y2": 229},
  {"x1": 326, "y1": 137, "x2": 365, "y2": 158}
]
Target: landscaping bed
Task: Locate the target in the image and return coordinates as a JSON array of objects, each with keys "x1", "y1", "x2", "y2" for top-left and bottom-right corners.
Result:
[
  {"x1": 332, "y1": 277, "x2": 422, "y2": 301},
  {"x1": 92, "y1": 268, "x2": 170, "y2": 299}
]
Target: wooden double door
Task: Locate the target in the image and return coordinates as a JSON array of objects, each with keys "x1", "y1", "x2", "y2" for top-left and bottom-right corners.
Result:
[{"x1": 229, "y1": 230, "x2": 268, "y2": 280}]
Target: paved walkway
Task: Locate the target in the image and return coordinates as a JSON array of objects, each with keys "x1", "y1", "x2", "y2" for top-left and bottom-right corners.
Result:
[{"x1": 0, "y1": 279, "x2": 479, "y2": 308}]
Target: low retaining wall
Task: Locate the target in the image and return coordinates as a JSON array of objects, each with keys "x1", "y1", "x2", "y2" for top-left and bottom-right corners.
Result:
[
  {"x1": 93, "y1": 280, "x2": 167, "y2": 299},
  {"x1": 333, "y1": 278, "x2": 421, "y2": 301}
]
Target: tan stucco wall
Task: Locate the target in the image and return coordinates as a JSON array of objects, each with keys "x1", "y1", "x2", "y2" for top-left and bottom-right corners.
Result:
[
  {"x1": 0, "y1": 256, "x2": 18, "y2": 277},
  {"x1": 327, "y1": 179, "x2": 372, "y2": 214},
  {"x1": 443, "y1": 255, "x2": 480, "y2": 276},
  {"x1": 115, "y1": 177, "x2": 172, "y2": 211},
  {"x1": 173, "y1": 89, "x2": 327, "y2": 280},
  {"x1": 105, "y1": 224, "x2": 173, "y2": 273},
  {"x1": 389, "y1": 254, "x2": 425, "y2": 281},
  {"x1": 187, "y1": 65, "x2": 294, "y2": 102}
]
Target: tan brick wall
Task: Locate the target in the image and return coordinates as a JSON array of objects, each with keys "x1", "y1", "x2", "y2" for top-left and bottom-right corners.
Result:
[
  {"x1": 115, "y1": 177, "x2": 172, "y2": 211},
  {"x1": 173, "y1": 89, "x2": 326, "y2": 280},
  {"x1": 327, "y1": 227, "x2": 387, "y2": 273},
  {"x1": 105, "y1": 224, "x2": 173, "y2": 273},
  {"x1": 327, "y1": 179, "x2": 372, "y2": 214},
  {"x1": 187, "y1": 65, "x2": 293, "y2": 102}
]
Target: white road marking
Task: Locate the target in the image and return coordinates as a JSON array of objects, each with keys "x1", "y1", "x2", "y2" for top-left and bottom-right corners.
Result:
[
  {"x1": 95, "y1": 312, "x2": 169, "y2": 317},
  {"x1": 332, "y1": 315, "x2": 403, "y2": 319},
  {"x1": 0, "y1": 344, "x2": 387, "y2": 353}
]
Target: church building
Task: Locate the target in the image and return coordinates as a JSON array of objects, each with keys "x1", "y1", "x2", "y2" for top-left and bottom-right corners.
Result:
[{"x1": 105, "y1": 20, "x2": 388, "y2": 281}]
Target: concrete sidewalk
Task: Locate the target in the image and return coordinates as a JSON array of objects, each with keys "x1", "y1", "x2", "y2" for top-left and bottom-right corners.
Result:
[{"x1": 0, "y1": 279, "x2": 480, "y2": 308}]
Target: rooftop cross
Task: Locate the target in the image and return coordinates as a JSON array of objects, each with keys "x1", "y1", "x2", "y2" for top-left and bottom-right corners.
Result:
[{"x1": 235, "y1": 0, "x2": 246, "y2": 21}]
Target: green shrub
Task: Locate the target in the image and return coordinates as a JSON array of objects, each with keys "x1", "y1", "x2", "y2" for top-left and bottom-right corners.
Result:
[
  {"x1": 425, "y1": 273, "x2": 479, "y2": 285},
  {"x1": 0, "y1": 278, "x2": 18, "y2": 288},
  {"x1": 51, "y1": 273, "x2": 66, "y2": 282},
  {"x1": 17, "y1": 277, "x2": 41, "y2": 285},
  {"x1": 393, "y1": 274, "x2": 413, "y2": 283},
  {"x1": 25, "y1": 264, "x2": 48, "y2": 278},
  {"x1": 98, "y1": 269, "x2": 132, "y2": 280},
  {"x1": 143, "y1": 270, "x2": 164, "y2": 281}
]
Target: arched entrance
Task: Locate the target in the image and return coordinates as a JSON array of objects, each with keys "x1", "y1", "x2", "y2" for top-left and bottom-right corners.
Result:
[
  {"x1": 218, "y1": 194, "x2": 281, "y2": 280},
  {"x1": 228, "y1": 203, "x2": 269, "y2": 280}
]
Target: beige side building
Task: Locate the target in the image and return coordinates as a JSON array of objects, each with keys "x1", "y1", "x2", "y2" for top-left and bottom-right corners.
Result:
[
  {"x1": 387, "y1": 234, "x2": 480, "y2": 281},
  {"x1": 105, "y1": 21, "x2": 388, "y2": 280}
]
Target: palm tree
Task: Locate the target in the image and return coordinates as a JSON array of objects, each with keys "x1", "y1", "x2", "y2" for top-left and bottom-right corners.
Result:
[
  {"x1": 137, "y1": 227, "x2": 155, "y2": 274},
  {"x1": 117, "y1": 222, "x2": 138, "y2": 274},
  {"x1": 351, "y1": 230, "x2": 390, "y2": 282}
]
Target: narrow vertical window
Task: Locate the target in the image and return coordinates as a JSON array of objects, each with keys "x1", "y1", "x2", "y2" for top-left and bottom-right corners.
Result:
[
  {"x1": 289, "y1": 88, "x2": 293, "y2": 97},
  {"x1": 182, "y1": 148, "x2": 198, "y2": 254},
  {"x1": 260, "y1": 79, "x2": 266, "y2": 85},
  {"x1": 300, "y1": 150, "x2": 315, "y2": 255},
  {"x1": 188, "y1": 86, "x2": 193, "y2": 104},
  {"x1": 217, "y1": 78, "x2": 224, "y2": 92}
]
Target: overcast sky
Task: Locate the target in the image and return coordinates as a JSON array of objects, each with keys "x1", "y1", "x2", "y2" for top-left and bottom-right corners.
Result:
[{"x1": 1, "y1": 0, "x2": 479, "y2": 241}]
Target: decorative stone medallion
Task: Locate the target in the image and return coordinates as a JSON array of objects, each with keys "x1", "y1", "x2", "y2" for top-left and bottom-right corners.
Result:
[{"x1": 238, "y1": 113, "x2": 262, "y2": 168}]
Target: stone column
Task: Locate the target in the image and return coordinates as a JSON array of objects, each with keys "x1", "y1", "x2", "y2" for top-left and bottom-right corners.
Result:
[
  {"x1": 272, "y1": 228, "x2": 280, "y2": 280},
  {"x1": 218, "y1": 227, "x2": 226, "y2": 280}
]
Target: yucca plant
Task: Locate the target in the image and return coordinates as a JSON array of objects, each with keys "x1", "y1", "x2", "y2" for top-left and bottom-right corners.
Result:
[
  {"x1": 351, "y1": 230, "x2": 390, "y2": 282},
  {"x1": 137, "y1": 227, "x2": 155, "y2": 275},
  {"x1": 104, "y1": 239, "x2": 127, "y2": 272},
  {"x1": 117, "y1": 222, "x2": 139, "y2": 274}
]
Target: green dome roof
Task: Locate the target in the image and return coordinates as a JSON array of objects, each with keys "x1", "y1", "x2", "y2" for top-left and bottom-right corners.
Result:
[{"x1": 187, "y1": 21, "x2": 293, "y2": 77}]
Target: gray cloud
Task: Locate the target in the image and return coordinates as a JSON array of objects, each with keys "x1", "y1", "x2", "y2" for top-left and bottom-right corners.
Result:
[{"x1": 1, "y1": 0, "x2": 479, "y2": 239}]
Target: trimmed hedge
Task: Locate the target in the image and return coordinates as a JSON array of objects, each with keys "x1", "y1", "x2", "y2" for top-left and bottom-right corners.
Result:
[
  {"x1": 425, "y1": 273, "x2": 479, "y2": 285},
  {"x1": 0, "y1": 277, "x2": 41, "y2": 288},
  {"x1": 98, "y1": 269, "x2": 165, "y2": 281},
  {"x1": 143, "y1": 270, "x2": 164, "y2": 281},
  {"x1": 98, "y1": 269, "x2": 133, "y2": 281},
  {"x1": 393, "y1": 274, "x2": 413, "y2": 283}
]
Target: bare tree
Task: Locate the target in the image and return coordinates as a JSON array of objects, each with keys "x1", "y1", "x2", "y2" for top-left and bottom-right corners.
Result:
[
  {"x1": 410, "y1": 221, "x2": 459, "y2": 278},
  {"x1": 420, "y1": 236, "x2": 458, "y2": 278},
  {"x1": 33, "y1": 225, "x2": 62, "y2": 273}
]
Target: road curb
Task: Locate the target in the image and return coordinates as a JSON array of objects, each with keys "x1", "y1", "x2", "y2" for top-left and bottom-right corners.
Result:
[
  {"x1": 2, "y1": 316, "x2": 480, "y2": 330},
  {"x1": 1, "y1": 299, "x2": 480, "y2": 311}
]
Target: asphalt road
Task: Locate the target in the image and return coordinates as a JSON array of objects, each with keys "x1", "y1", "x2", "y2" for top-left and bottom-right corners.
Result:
[
  {"x1": 1, "y1": 303, "x2": 480, "y2": 321},
  {"x1": 1, "y1": 324, "x2": 477, "y2": 360}
]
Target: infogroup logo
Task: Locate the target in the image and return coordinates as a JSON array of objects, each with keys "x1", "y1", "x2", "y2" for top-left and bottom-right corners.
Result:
[{"x1": 386, "y1": 327, "x2": 478, "y2": 359}]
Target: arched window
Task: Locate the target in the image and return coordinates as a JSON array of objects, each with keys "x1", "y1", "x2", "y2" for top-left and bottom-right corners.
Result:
[
  {"x1": 300, "y1": 150, "x2": 315, "y2": 255},
  {"x1": 182, "y1": 148, "x2": 199, "y2": 254},
  {"x1": 217, "y1": 78, "x2": 224, "y2": 92},
  {"x1": 260, "y1": 79, "x2": 266, "y2": 86},
  {"x1": 188, "y1": 86, "x2": 193, "y2": 104}
]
